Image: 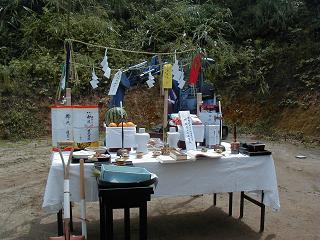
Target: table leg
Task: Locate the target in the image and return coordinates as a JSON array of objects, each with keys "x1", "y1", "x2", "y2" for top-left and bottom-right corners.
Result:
[
  {"x1": 99, "y1": 197, "x2": 106, "y2": 240},
  {"x1": 260, "y1": 190, "x2": 265, "y2": 232},
  {"x1": 240, "y1": 191, "x2": 266, "y2": 232},
  {"x1": 213, "y1": 193, "x2": 217, "y2": 206},
  {"x1": 69, "y1": 202, "x2": 73, "y2": 232},
  {"x1": 57, "y1": 210, "x2": 63, "y2": 236},
  {"x1": 228, "y1": 192, "x2": 233, "y2": 216},
  {"x1": 239, "y1": 191, "x2": 244, "y2": 218},
  {"x1": 260, "y1": 203, "x2": 265, "y2": 232},
  {"x1": 139, "y1": 202, "x2": 147, "y2": 240},
  {"x1": 106, "y1": 206, "x2": 113, "y2": 240},
  {"x1": 124, "y1": 208, "x2": 130, "y2": 240}
]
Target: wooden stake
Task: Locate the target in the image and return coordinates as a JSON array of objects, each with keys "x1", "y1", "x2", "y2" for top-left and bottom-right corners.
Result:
[
  {"x1": 196, "y1": 93, "x2": 202, "y2": 116},
  {"x1": 163, "y1": 89, "x2": 169, "y2": 142},
  {"x1": 158, "y1": 55, "x2": 164, "y2": 96},
  {"x1": 66, "y1": 88, "x2": 72, "y2": 105},
  {"x1": 219, "y1": 101, "x2": 222, "y2": 143}
]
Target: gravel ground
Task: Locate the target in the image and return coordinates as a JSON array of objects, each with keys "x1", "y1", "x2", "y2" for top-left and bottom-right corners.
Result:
[{"x1": 0, "y1": 137, "x2": 319, "y2": 240}]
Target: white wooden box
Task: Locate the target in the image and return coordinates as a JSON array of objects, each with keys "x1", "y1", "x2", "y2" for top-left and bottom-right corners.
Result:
[
  {"x1": 205, "y1": 125, "x2": 220, "y2": 146},
  {"x1": 199, "y1": 112, "x2": 220, "y2": 125},
  {"x1": 105, "y1": 127, "x2": 136, "y2": 148},
  {"x1": 178, "y1": 125, "x2": 205, "y2": 142},
  {"x1": 51, "y1": 105, "x2": 99, "y2": 146}
]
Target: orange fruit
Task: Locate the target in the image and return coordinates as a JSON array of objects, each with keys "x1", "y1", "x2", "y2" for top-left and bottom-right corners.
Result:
[
  {"x1": 118, "y1": 122, "x2": 128, "y2": 127},
  {"x1": 126, "y1": 121, "x2": 135, "y2": 127},
  {"x1": 108, "y1": 122, "x2": 117, "y2": 127}
]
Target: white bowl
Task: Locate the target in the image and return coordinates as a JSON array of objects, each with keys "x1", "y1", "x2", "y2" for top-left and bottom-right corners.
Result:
[
  {"x1": 73, "y1": 150, "x2": 96, "y2": 159},
  {"x1": 85, "y1": 147, "x2": 108, "y2": 154}
]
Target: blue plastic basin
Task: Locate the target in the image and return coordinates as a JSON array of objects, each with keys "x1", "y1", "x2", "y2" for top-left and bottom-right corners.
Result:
[{"x1": 100, "y1": 165, "x2": 151, "y2": 183}]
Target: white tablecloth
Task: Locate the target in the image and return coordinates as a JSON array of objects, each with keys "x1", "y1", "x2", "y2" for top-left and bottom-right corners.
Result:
[{"x1": 42, "y1": 149, "x2": 280, "y2": 213}]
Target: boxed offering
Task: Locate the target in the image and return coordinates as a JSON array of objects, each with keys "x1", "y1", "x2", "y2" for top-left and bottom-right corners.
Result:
[
  {"x1": 51, "y1": 105, "x2": 99, "y2": 148},
  {"x1": 177, "y1": 125, "x2": 205, "y2": 142},
  {"x1": 205, "y1": 125, "x2": 220, "y2": 146},
  {"x1": 105, "y1": 126, "x2": 136, "y2": 149}
]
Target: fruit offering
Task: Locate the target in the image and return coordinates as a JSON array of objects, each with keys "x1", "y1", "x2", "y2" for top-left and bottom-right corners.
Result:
[
  {"x1": 108, "y1": 122, "x2": 117, "y2": 127},
  {"x1": 105, "y1": 107, "x2": 127, "y2": 125},
  {"x1": 108, "y1": 122, "x2": 135, "y2": 127},
  {"x1": 118, "y1": 122, "x2": 128, "y2": 127}
]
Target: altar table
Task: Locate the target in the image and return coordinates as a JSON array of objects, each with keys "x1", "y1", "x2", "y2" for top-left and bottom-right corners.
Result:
[{"x1": 43, "y1": 150, "x2": 280, "y2": 213}]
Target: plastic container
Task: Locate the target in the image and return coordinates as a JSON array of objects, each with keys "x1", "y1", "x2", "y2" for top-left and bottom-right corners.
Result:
[
  {"x1": 135, "y1": 128, "x2": 150, "y2": 153},
  {"x1": 100, "y1": 165, "x2": 151, "y2": 183},
  {"x1": 167, "y1": 127, "x2": 180, "y2": 148}
]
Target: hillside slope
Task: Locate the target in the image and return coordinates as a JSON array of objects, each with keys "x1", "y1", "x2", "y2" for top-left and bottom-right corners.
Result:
[{"x1": 0, "y1": 0, "x2": 319, "y2": 143}]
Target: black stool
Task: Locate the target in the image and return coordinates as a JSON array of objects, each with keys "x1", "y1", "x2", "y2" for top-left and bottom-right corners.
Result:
[{"x1": 98, "y1": 186, "x2": 154, "y2": 240}]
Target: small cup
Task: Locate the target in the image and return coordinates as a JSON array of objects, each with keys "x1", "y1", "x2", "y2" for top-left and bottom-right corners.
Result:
[
  {"x1": 136, "y1": 152, "x2": 144, "y2": 159},
  {"x1": 152, "y1": 151, "x2": 161, "y2": 157}
]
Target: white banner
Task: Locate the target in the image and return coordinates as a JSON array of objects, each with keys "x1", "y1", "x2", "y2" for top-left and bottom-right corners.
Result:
[
  {"x1": 179, "y1": 111, "x2": 196, "y2": 151},
  {"x1": 108, "y1": 70, "x2": 122, "y2": 95}
]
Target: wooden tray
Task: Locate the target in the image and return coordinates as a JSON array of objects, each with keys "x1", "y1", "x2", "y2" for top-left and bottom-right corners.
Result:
[{"x1": 239, "y1": 148, "x2": 271, "y2": 156}]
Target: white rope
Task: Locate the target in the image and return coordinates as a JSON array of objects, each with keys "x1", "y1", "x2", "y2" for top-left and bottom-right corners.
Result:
[{"x1": 66, "y1": 38, "x2": 196, "y2": 55}]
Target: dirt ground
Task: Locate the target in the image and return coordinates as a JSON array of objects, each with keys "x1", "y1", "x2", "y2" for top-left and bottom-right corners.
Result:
[{"x1": 0, "y1": 137, "x2": 319, "y2": 240}]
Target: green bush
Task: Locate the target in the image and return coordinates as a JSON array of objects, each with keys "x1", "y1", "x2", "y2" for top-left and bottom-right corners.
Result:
[{"x1": 0, "y1": 97, "x2": 46, "y2": 139}]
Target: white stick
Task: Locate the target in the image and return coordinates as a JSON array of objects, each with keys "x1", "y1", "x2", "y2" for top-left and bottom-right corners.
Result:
[
  {"x1": 63, "y1": 179, "x2": 70, "y2": 219},
  {"x1": 80, "y1": 199, "x2": 87, "y2": 239},
  {"x1": 120, "y1": 101, "x2": 123, "y2": 118},
  {"x1": 80, "y1": 159, "x2": 87, "y2": 239}
]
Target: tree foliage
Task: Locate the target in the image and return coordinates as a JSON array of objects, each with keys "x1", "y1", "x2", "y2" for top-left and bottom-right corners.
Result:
[{"x1": 0, "y1": 0, "x2": 319, "y2": 139}]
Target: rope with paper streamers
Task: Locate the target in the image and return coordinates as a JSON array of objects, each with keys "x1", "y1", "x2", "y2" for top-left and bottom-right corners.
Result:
[
  {"x1": 57, "y1": 38, "x2": 195, "y2": 100},
  {"x1": 66, "y1": 38, "x2": 197, "y2": 55},
  {"x1": 71, "y1": 61, "x2": 191, "y2": 72}
]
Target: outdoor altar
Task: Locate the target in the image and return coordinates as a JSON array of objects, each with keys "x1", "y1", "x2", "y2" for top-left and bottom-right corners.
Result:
[{"x1": 44, "y1": 38, "x2": 280, "y2": 240}]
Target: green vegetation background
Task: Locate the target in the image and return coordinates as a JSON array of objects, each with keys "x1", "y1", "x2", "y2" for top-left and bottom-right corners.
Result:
[{"x1": 0, "y1": 0, "x2": 319, "y2": 142}]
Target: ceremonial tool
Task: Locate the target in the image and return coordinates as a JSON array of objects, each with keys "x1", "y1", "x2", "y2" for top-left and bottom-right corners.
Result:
[
  {"x1": 48, "y1": 149, "x2": 84, "y2": 240},
  {"x1": 79, "y1": 159, "x2": 87, "y2": 239},
  {"x1": 116, "y1": 101, "x2": 129, "y2": 157}
]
